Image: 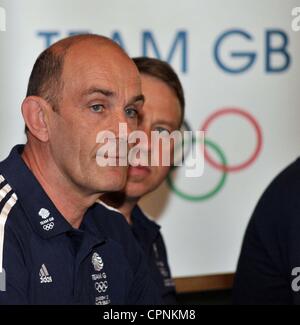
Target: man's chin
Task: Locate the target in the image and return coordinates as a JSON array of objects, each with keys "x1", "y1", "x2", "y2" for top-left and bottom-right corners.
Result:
[
  {"x1": 125, "y1": 182, "x2": 151, "y2": 199},
  {"x1": 96, "y1": 168, "x2": 127, "y2": 191}
]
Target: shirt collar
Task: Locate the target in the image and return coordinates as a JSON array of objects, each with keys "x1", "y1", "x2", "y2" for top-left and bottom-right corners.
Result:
[
  {"x1": 97, "y1": 199, "x2": 161, "y2": 241},
  {"x1": 0, "y1": 145, "x2": 104, "y2": 241},
  {"x1": 96, "y1": 199, "x2": 121, "y2": 214}
]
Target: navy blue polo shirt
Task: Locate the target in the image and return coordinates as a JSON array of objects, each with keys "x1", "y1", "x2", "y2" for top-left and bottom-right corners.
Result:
[
  {"x1": 0, "y1": 145, "x2": 160, "y2": 305},
  {"x1": 233, "y1": 158, "x2": 300, "y2": 304},
  {"x1": 131, "y1": 206, "x2": 177, "y2": 304},
  {"x1": 98, "y1": 202, "x2": 177, "y2": 304}
]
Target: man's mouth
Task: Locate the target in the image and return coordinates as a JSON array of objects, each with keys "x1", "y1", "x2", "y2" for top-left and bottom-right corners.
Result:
[{"x1": 128, "y1": 165, "x2": 151, "y2": 177}]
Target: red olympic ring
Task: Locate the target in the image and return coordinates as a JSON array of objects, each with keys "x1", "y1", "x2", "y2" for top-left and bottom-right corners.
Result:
[{"x1": 200, "y1": 108, "x2": 263, "y2": 172}]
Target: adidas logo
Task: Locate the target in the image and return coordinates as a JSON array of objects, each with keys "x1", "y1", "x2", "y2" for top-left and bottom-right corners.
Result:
[{"x1": 39, "y1": 264, "x2": 53, "y2": 284}]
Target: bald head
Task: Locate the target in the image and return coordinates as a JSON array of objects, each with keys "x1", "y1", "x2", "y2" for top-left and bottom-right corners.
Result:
[{"x1": 26, "y1": 34, "x2": 132, "y2": 117}]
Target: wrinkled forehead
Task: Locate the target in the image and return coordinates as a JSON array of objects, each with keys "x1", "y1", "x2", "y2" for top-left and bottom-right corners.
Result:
[
  {"x1": 140, "y1": 74, "x2": 182, "y2": 129},
  {"x1": 61, "y1": 40, "x2": 141, "y2": 94}
]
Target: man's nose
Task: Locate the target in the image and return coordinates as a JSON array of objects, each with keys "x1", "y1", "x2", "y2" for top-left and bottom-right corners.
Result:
[
  {"x1": 135, "y1": 129, "x2": 151, "y2": 165},
  {"x1": 141, "y1": 129, "x2": 152, "y2": 153},
  {"x1": 110, "y1": 109, "x2": 137, "y2": 137}
]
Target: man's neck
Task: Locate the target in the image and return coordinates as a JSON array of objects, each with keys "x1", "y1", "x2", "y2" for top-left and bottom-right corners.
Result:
[
  {"x1": 22, "y1": 142, "x2": 99, "y2": 229},
  {"x1": 100, "y1": 192, "x2": 138, "y2": 225}
]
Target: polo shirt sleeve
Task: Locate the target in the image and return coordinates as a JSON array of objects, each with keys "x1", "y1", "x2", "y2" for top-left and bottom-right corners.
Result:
[{"x1": 0, "y1": 223, "x2": 29, "y2": 304}]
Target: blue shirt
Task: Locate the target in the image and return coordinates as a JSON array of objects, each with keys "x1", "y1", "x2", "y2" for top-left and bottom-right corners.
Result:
[
  {"x1": 0, "y1": 145, "x2": 160, "y2": 305},
  {"x1": 96, "y1": 203, "x2": 176, "y2": 304},
  {"x1": 131, "y1": 205, "x2": 177, "y2": 304},
  {"x1": 233, "y1": 158, "x2": 300, "y2": 304}
]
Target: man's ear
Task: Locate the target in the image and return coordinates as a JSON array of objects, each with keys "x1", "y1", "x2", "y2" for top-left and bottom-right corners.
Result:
[{"x1": 21, "y1": 96, "x2": 50, "y2": 142}]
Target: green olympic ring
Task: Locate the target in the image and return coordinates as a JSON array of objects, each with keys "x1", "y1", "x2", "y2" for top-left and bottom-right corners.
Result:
[{"x1": 166, "y1": 139, "x2": 228, "y2": 201}]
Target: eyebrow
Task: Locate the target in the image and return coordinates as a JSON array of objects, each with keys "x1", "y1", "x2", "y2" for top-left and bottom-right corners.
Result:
[
  {"x1": 80, "y1": 87, "x2": 144, "y2": 105},
  {"x1": 127, "y1": 94, "x2": 145, "y2": 106},
  {"x1": 81, "y1": 87, "x2": 115, "y2": 98},
  {"x1": 153, "y1": 119, "x2": 178, "y2": 129}
]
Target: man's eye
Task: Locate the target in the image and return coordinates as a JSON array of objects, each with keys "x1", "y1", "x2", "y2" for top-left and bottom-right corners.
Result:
[
  {"x1": 154, "y1": 127, "x2": 171, "y2": 134},
  {"x1": 90, "y1": 104, "x2": 105, "y2": 113},
  {"x1": 125, "y1": 107, "x2": 138, "y2": 119}
]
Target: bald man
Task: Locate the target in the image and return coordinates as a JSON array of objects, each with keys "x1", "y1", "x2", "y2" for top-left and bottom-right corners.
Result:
[{"x1": 0, "y1": 34, "x2": 160, "y2": 304}]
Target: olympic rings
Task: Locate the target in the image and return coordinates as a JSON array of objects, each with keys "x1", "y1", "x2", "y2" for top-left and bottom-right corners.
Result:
[
  {"x1": 43, "y1": 222, "x2": 54, "y2": 231},
  {"x1": 166, "y1": 139, "x2": 228, "y2": 201},
  {"x1": 166, "y1": 107, "x2": 263, "y2": 201},
  {"x1": 201, "y1": 107, "x2": 263, "y2": 172},
  {"x1": 95, "y1": 281, "x2": 108, "y2": 293}
]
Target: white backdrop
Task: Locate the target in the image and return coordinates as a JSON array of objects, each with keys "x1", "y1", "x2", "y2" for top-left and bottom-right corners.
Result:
[{"x1": 0, "y1": 0, "x2": 300, "y2": 277}]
